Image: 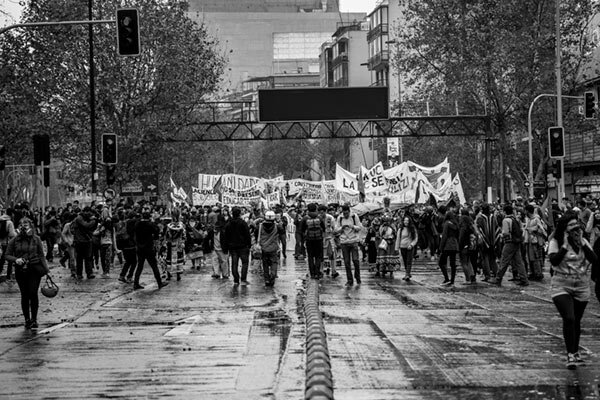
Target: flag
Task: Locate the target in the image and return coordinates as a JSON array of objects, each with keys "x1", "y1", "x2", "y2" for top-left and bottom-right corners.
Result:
[{"x1": 212, "y1": 176, "x2": 223, "y2": 195}]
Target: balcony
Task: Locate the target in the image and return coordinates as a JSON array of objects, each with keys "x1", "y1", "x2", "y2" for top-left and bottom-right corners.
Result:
[
  {"x1": 367, "y1": 23, "x2": 389, "y2": 42},
  {"x1": 333, "y1": 77, "x2": 349, "y2": 87},
  {"x1": 331, "y1": 53, "x2": 348, "y2": 69},
  {"x1": 367, "y1": 50, "x2": 390, "y2": 70}
]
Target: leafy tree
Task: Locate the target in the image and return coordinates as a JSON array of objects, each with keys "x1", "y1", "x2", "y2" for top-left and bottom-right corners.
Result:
[
  {"x1": 394, "y1": 0, "x2": 598, "y2": 201},
  {"x1": 0, "y1": 0, "x2": 226, "y2": 200}
]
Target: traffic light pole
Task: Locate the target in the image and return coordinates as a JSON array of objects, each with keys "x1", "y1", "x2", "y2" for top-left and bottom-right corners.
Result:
[{"x1": 527, "y1": 94, "x2": 581, "y2": 199}]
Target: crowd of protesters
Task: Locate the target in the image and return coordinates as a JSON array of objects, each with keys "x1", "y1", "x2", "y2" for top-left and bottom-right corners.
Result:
[{"x1": 2, "y1": 194, "x2": 600, "y2": 369}]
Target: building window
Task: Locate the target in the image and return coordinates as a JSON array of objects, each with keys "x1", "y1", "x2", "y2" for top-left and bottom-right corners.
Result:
[{"x1": 273, "y1": 32, "x2": 333, "y2": 60}]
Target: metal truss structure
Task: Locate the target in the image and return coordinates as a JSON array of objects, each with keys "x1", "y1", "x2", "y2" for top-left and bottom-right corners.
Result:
[{"x1": 163, "y1": 115, "x2": 491, "y2": 142}]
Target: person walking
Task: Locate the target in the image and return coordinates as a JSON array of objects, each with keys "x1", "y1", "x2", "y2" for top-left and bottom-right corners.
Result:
[
  {"x1": 319, "y1": 205, "x2": 339, "y2": 278},
  {"x1": 0, "y1": 207, "x2": 17, "y2": 282},
  {"x1": 117, "y1": 211, "x2": 137, "y2": 284},
  {"x1": 4, "y1": 218, "x2": 50, "y2": 329},
  {"x1": 98, "y1": 217, "x2": 118, "y2": 278},
  {"x1": 548, "y1": 213, "x2": 597, "y2": 369},
  {"x1": 458, "y1": 208, "x2": 477, "y2": 284},
  {"x1": 257, "y1": 210, "x2": 284, "y2": 286},
  {"x1": 59, "y1": 212, "x2": 77, "y2": 278},
  {"x1": 335, "y1": 204, "x2": 362, "y2": 287},
  {"x1": 42, "y1": 209, "x2": 61, "y2": 263},
  {"x1": 301, "y1": 203, "x2": 326, "y2": 279},
  {"x1": 490, "y1": 205, "x2": 529, "y2": 287},
  {"x1": 133, "y1": 205, "x2": 168, "y2": 290},
  {"x1": 395, "y1": 215, "x2": 418, "y2": 281},
  {"x1": 475, "y1": 203, "x2": 499, "y2": 282},
  {"x1": 438, "y1": 211, "x2": 460, "y2": 286},
  {"x1": 211, "y1": 217, "x2": 230, "y2": 279},
  {"x1": 71, "y1": 207, "x2": 98, "y2": 280},
  {"x1": 164, "y1": 209, "x2": 186, "y2": 281},
  {"x1": 224, "y1": 207, "x2": 252, "y2": 285},
  {"x1": 524, "y1": 204, "x2": 547, "y2": 281}
]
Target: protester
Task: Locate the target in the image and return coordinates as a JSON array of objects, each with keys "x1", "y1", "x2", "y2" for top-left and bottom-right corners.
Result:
[
  {"x1": 4, "y1": 218, "x2": 50, "y2": 329},
  {"x1": 224, "y1": 206, "x2": 251, "y2": 285},
  {"x1": 335, "y1": 204, "x2": 362, "y2": 287}
]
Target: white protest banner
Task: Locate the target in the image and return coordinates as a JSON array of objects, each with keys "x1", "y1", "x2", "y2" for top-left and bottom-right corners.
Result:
[
  {"x1": 220, "y1": 173, "x2": 264, "y2": 192},
  {"x1": 198, "y1": 174, "x2": 221, "y2": 191},
  {"x1": 191, "y1": 186, "x2": 219, "y2": 206},
  {"x1": 407, "y1": 158, "x2": 451, "y2": 189},
  {"x1": 335, "y1": 164, "x2": 358, "y2": 194},
  {"x1": 360, "y1": 162, "x2": 388, "y2": 193},
  {"x1": 322, "y1": 180, "x2": 338, "y2": 204},
  {"x1": 265, "y1": 191, "x2": 282, "y2": 208}
]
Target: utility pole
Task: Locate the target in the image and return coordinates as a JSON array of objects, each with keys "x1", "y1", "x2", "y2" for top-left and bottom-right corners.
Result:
[
  {"x1": 555, "y1": 0, "x2": 565, "y2": 200},
  {"x1": 89, "y1": 0, "x2": 98, "y2": 200}
]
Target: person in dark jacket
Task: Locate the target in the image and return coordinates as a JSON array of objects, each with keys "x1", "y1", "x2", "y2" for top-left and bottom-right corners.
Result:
[
  {"x1": 300, "y1": 203, "x2": 326, "y2": 279},
  {"x1": 4, "y1": 218, "x2": 50, "y2": 329},
  {"x1": 257, "y1": 210, "x2": 285, "y2": 287},
  {"x1": 117, "y1": 210, "x2": 138, "y2": 284},
  {"x1": 458, "y1": 208, "x2": 477, "y2": 284},
  {"x1": 71, "y1": 206, "x2": 98, "y2": 280},
  {"x1": 438, "y1": 210, "x2": 459, "y2": 286},
  {"x1": 224, "y1": 207, "x2": 252, "y2": 285},
  {"x1": 132, "y1": 206, "x2": 167, "y2": 290}
]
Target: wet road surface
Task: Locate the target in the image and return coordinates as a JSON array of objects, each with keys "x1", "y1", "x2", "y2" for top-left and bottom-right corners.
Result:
[{"x1": 2, "y1": 252, "x2": 600, "y2": 399}]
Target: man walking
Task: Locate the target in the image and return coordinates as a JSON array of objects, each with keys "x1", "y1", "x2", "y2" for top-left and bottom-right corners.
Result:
[
  {"x1": 335, "y1": 204, "x2": 362, "y2": 286},
  {"x1": 490, "y1": 205, "x2": 529, "y2": 287},
  {"x1": 301, "y1": 203, "x2": 325, "y2": 279},
  {"x1": 133, "y1": 205, "x2": 167, "y2": 290},
  {"x1": 224, "y1": 207, "x2": 252, "y2": 285},
  {"x1": 0, "y1": 207, "x2": 17, "y2": 282},
  {"x1": 71, "y1": 207, "x2": 98, "y2": 280}
]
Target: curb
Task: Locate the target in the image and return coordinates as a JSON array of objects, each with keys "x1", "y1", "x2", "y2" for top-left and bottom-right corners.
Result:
[{"x1": 304, "y1": 279, "x2": 334, "y2": 400}]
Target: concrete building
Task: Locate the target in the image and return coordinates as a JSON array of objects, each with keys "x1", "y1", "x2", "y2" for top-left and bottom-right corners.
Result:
[
  {"x1": 187, "y1": 0, "x2": 365, "y2": 92},
  {"x1": 318, "y1": 22, "x2": 378, "y2": 176}
]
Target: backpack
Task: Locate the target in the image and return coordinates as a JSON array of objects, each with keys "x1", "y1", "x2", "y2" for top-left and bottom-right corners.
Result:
[
  {"x1": 115, "y1": 220, "x2": 130, "y2": 243},
  {"x1": 305, "y1": 217, "x2": 323, "y2": 241},
  {"x1": 509, "y1": 216, "x2": 523, "y2": 243}
]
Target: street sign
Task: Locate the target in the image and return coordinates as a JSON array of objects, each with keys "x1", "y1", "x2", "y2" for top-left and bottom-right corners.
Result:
[
  {"x1": 120, "y1": 171, "x2": 159, "y2": 196},
  {"x1": 103, "y1": 188, "x2": 116, "y2": 200}
]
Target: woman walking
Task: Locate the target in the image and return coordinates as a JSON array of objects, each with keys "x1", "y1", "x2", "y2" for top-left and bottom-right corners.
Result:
[
  {"x1": 548, "y1": 213, "x2": 597, "y2": 369},
  {"x1": 395, "y1": 215, "x2": 418, "y2": 281},
  {"x1": 5, "y1": 218, "x2": 50, "y2": 329},
  {"x1": 438, "y1": 211, "x2": 459, "y2": 286}
]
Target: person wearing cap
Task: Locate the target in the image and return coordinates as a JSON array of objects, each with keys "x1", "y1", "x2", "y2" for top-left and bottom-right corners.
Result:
[{"x1": 257, "y1": 210, "x2": 285, "y2": 286}]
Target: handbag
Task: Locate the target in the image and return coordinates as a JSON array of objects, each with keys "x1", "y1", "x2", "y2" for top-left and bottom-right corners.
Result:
[
  {"x1": 41, "y1": 275, "x2": 59, "y2": 298},
  {"x1": 251, "y1": 223, "x2": 263, "y2": 258}
]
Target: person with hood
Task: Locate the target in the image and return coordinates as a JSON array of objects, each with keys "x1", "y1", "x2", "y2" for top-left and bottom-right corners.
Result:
[
  {"x1": 301, "y1": 203, "x2": 326, "y2": 279},
  {"x1": 438, "y1": 210, "x2": 459, "y2": 286},
  {"x1": 224, "y1": 207, "x2": 252, "y2": 285},
  {"x1": 0, "y1": 207, "x2": 17, "y2": 281},
  {"x1": 133, "y1": 205, "x2": 168, "y2": 290},
  {"x1": 490, "y1": 204, "x2": 529, "y2": 287},
  {"x1": 257, "y1": 210, "x2": 285, "y2": 286},
  {"x1": 71, "y1": 206, "x2": 98, "y2": 280},
  {"x1": 4, "y1": 218, "x2": 50, "y2": 329}
]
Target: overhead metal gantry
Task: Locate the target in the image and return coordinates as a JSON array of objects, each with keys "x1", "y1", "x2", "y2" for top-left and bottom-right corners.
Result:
[{"x1": 163, "y1": 115, "x2": 491, "y2": 142}]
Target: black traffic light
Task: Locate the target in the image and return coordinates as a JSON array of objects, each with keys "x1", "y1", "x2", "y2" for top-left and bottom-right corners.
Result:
[
  {"x1": 43, "y1": 167, "x2": 50, "y2": 188},
  {"x1": 548, "y1": 126, "x2": 565, "y2": 158},
  {"x1": 101, "y1": 133, "x2": 118, "y2": 165},
  {"x1": 0, "y1": 145, "x2": 5, "y2": 171},
  {"x1": 116, "y1": 8, "x2": 140, "y2": 56},
  {"x1": 585, "y1": 91, "x2": 596, "y2": 120},
  {"x1": 550, "y1": 159, "x2": 562, "y2": 179},
  {"x1": 33, "y1": 134, "x2": 50, "y2": 166},
  {"x1": 106, "y1": 165, "x2": 116, "y2": 186}
]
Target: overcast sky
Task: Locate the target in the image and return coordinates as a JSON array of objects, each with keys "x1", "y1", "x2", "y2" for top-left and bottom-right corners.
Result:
[{"x1": 340, "y1": 0, "x2": 378, "y2": 13}]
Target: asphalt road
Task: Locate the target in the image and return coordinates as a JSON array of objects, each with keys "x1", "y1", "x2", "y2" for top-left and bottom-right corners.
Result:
[{"x1": 2, "y1": 252, "x2": 600, "y2": 399}]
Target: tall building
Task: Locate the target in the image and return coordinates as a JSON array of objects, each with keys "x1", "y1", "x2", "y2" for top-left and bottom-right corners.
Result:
[
  {"x1": 187, "y1": 0, "x2": 365, "y2": 92},
  {"x1": 318, "y1": 22, "x2": 378, "y2": 175}
]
